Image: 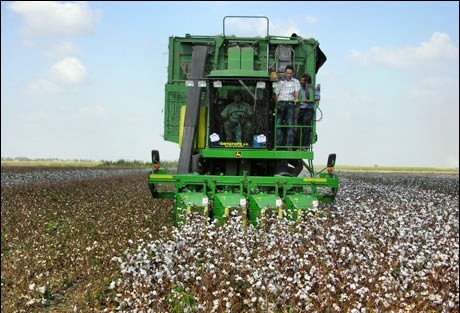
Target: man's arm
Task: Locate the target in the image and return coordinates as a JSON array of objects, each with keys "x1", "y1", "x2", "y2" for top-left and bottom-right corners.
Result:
[{"x1": 294, "y1": 80, "x2": 301, "y2": 102}]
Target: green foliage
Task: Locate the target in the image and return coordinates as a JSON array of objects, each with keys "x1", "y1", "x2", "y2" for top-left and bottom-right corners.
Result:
[
  {"x1": 1, "y1": 157, "x2": 179, "y2": 169},
  {"x1": 99, "y1": 159, "x2": 149, "y2": 168},
  {"x1": 167, "y1": 287, "x2": 196, "y2": 313}
]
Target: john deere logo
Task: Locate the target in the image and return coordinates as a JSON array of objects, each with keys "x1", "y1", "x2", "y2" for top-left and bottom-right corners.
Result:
[{"x1": 235, "y1": 151, "x2": 242, "y2": 158}]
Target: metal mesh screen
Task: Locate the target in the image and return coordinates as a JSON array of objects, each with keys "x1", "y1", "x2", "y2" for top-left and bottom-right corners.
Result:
[{"x1": 164, "y1": 84, "x2": 187, "y2": 143}]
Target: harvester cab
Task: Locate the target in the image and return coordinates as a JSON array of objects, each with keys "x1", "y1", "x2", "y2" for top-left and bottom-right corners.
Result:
[{"x1": 148, "y1": 16, "x2": 339, "y2": 226}]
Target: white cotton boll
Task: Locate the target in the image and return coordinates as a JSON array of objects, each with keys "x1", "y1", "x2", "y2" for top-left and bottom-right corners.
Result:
[
  {"x1": 428, "y1": 293, "x2": 443, "y2": 304},
  {"x1": 111, "y1": 256, "x2": 122, "y2": 263},
  {"x1": 268, "y1": 283, "x2": 278, "y2": 294},
  {"x1": 294, "y1": 272, "x2": 301, "y2": 283},
  {"x1": 299, "y1": 293, "x2": 309, "y2": 300}
]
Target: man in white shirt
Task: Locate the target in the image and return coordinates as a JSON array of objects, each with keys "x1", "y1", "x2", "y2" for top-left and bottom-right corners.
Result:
[{"x1": 274, "y1": 65, "x2": 300, "y2": 149}]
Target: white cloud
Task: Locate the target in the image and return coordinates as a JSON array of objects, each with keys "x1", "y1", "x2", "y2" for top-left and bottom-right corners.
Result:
[
  {"x1": 48, "y1": 57, "x2": 87, "y2": 85},
  {"x1": 347, "y1": 32, "x2": 459, "y2": 68},
  {"x1": 7, "y1": 1, "x2": 102, "y2": 38},
  {"x1": 270, "y1": 19, "x2": 301, "y2": 37},
  {"x1": 217, "y1": 16, "x2": 302, "y2": 38},
  {"x1": 28, "y1": 57, "x2": 88, "y2": 92},
  {"x1": 224, "y1": 16, "x2": 271, "y2": 37},
  {"x1": 43, "y1": 41, "x2": 79, "y2": 59},
  {"x1": 7, "y1": 2, "x2": 98, "y2": 93}
]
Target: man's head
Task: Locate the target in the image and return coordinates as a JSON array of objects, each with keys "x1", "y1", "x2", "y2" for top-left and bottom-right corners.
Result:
[
  {"x1": 300, "y1": 74, "x2": 312, "y2": 85},
  {"x1": 285, "y1": 65, "x2": 294, "y2": 80}
]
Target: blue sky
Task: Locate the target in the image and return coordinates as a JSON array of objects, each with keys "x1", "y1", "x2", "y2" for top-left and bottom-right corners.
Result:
[{"x1": 1, "y1": 1, "x2": 459, "y2": 168}]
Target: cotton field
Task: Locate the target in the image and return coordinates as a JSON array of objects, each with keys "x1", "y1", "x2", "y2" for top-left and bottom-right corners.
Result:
[
  {"x1": 108, "y1": 172, "x2": 459, "y2": 312},
  {"x1": 1, "y1": 168, "x2": 458, "y2": 312}
]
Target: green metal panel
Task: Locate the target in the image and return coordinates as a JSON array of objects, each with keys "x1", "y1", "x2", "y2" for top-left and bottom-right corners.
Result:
[
  {"x1": 284, "y1": 193, "x2": 316, "y2": 220},
  {"x1": 148, "y1": 170, "x2": 339, "y2": 226},
  {"x1": 208, "y1": 69, "x2": 269, "y2": 77},
  {"x1": 247, "y1": 193, "x2": 281, "y2": 225},
  {"x1": 241, "y1": 47, "x2": 254, "y2": 70},
  {"x1": 148, "y1": 172, "x2": 339, "y2": 192},
  {"x1": 200, "y1": 148, "x2": 314, "y2": 160},
  {"x1": 174, "y1": 191, "x2": 209, "y2": 225},
  {"x1": 228, "y1": 47, "x2": 241, "y2": 70},
  {"x1": 212, "y1": 192, "x2": 245, "y2": 225}
]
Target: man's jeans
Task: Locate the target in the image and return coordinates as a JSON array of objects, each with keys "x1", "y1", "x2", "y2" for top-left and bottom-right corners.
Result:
[
  {"x1": 298, "y1": 107, "x2": 314, "y2": 146},
  {"x1": 276, "y1": 101, "x2": 295, "y2": 147}
]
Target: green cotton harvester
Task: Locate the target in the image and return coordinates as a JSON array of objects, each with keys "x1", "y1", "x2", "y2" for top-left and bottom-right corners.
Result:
[{"x1": 148, "y1": 16, "x2": 339, "y2": 227}]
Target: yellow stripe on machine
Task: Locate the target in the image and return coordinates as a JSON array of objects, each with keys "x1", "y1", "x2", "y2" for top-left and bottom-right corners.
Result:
[
  {"x1": 149, "y1": 174, "x2": 173, "y2": 179},
  {"x1": 303, "y1": 178, "x2": 327, "y2": 183}
]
